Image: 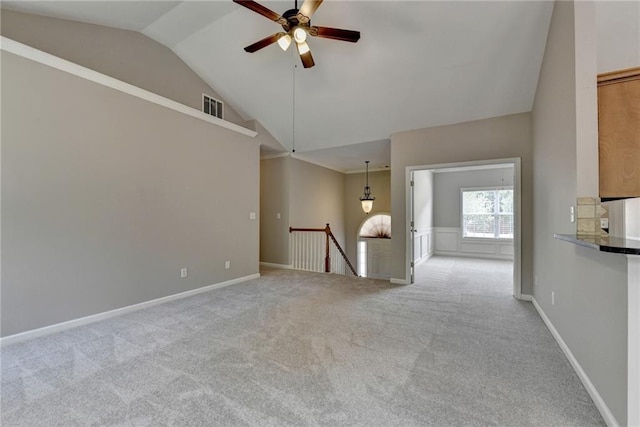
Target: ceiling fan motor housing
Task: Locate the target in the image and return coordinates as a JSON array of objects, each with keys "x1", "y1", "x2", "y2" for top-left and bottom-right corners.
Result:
[{"x1": 282, "y1": 9, "x2": 310, "y2": 33}]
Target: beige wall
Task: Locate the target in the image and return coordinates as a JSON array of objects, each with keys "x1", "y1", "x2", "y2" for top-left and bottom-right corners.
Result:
[
  {"x1": 390, "y1": 113, "x2": 533, "y2": 290},
  {"x1": 260, "y1": 157, "x2": 290, "y2": 265},
  {"x1": 290, "y1": 158, "x2": 346, "y2": 248},
  {"x1": 262, "y1": 163, "x2": 389, "y2": 269},
  {"x1": 344, "y1": 170, "x2": 391, "y2": 267},
  {"x1": 574, "y1": 1, "x2": 599, "y2": 197},
  {"x1": 532, "y1": 1, "x2": 628, "y2": 423},
  {"x1": 252, "y1": 120, "x2": 287, "y2": 155},
  {"x1": 0, "y1": 9, "x2": 246, "y2": 126},
  {"x1": 595, "y1": 0, "x2": 640, "y2": 73},
  {"x1": 1, "y1": 51, "x2": 260, "y2": 336},
  {"x1": 260, "y1": 157, "x2": 346, "y2": 265}
]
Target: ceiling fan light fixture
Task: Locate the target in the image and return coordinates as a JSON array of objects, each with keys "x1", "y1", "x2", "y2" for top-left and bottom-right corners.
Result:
[
  {"x1": 293, "y1": 27, "x2": 307, "y2": 43},
  {"x1": 277, "y1": 33, "x2": 292, "y2": 51},
  {"x1": 296, "y1": 40, "x2": 311, "y2": 55},
  {"x1": 233, "y1": 0, "x2": 361, "y2": 68}
]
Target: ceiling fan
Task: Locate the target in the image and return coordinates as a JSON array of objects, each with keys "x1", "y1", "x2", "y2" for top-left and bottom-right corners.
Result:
[{"x1": 232, "y1": 0, "x2": 360, "y2": 68}]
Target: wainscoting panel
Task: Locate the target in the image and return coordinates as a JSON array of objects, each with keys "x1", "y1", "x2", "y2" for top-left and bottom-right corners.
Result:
[
  {"x1": 434, "y1": 227, "x2": 513, "y2": 260},
  {"x1": 434, "y1": 228, "x2": 459, "y2": 252},
  {"x1": 413, "y1": 229, "x2": 434, "y2": 266},
  {"x1": 460, "y1": 242, "x2": 497, "y2": 255},
  {"x1": 499, "y1": 244, "x2": 515, "y2": 256}
]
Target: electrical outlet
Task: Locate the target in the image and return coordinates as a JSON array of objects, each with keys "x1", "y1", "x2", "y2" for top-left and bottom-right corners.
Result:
[
  {"x1": 249, "y1": 212, "x2": 256, "y2": 220},
  {"x1": 276, "y1": 212, "x2": 281, "y2": 220},
  {"x1": 551, "y1": 291, "x2": 555, "y2": 305},
  {"x1": 225, "y1": 261, "x2": 231, "y2": 269},
  {"x1": 180, "y1": 268, "x2": 188, "y2": 278},
  {"x1": 600, "y1": 218, "x2": 609, "y2": 229}
]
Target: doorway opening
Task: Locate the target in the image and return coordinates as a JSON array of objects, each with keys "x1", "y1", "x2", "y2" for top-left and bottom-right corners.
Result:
[
  {"x1": 406, "y1": 158, "x2": 522, "y2": 298},
  {"x1": 357, "y1": 213, "x2": 391, "y2": 279}
]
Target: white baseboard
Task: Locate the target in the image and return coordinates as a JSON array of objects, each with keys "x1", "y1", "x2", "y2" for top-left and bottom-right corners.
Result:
[
  {"x1": 518, "y1": 293, "x2": 533, "y2": 302},
  {"x1": 260, "y1": 262, "x2": 293, "y2": 269},
  {"x1": 390, "y1": 278, "x2": 408, "y2": 285},
  {"x1": 414, "y1": 252, "x2": 433, "y2": 268},
  {"x1": 531, "y1": 297, "x2": 619, "y2": 427},
  {"x1": 0, "y1": 273, "x2": 260, "y2": 347},
  {"x1": 434, "y1": 251, "x2": 513, "y2": 261}
]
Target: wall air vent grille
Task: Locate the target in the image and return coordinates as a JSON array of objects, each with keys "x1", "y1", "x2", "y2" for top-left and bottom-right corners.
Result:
[{"x1": 203, "y1": 94, "x2": 223, "y2": 119}]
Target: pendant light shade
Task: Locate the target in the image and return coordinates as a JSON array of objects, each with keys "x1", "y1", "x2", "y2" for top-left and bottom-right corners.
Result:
[
  {"x1": 361, "y1": 199, "x2": 374, "y2": 214},
  {"x1": 293, "y1": 27, "x2": 307, "y2": 43},
  {"x1": 277, "y1": 33, "x2": 292, "y2": 51},
  {"x1": 359, "y1": 161, "x2": 375, "y2": 214}
]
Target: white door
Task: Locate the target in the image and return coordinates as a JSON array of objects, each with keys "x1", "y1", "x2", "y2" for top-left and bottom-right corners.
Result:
[{"x1": 409, "y1": 171, "x2": 416, "y2": 284}]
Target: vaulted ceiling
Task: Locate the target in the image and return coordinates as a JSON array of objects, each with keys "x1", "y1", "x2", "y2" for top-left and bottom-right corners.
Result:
[{"x1": 2, "y1": 1, "x2": 555, "y2": 171}]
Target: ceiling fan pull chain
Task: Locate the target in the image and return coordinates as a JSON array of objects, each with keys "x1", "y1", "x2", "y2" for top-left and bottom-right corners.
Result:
[{"x1": 292, "y1": 61, "x2": 296, "y2": 153}]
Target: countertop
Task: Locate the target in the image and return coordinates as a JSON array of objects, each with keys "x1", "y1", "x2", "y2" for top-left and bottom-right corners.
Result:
[{"x1": 554, "y1": 233, "x2": 640, "y2": 255}]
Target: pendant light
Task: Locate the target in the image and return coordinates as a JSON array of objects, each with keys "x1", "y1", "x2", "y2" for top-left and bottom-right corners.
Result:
[{"x1": 360, "y1": 161, "x2": 375, "y2": 214}]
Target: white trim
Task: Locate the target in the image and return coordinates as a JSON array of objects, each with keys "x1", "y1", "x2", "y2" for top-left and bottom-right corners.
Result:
[
  {"x1": 390, "y1": 278, "x2": 408, "y2": 285},
  {"x1": 259, "y1": 262, "x2": 293, "y2": 269},
  {"x1": 0, "y1": 273, "x2": 260, "y2": 347},
  {"x1": 414, "y1": 251, "x2": 433, "y2": 267},
  {"x1": 432, "y1": 227, "x2": 514, "y2": 260},
  {"x1": 628, "y1": 255, "x2": 640, "y2": 427},
  {"x1": 434, "y1": 251, "x2": 513, "y2": 261},
  {"x1": 518, "y1": 294, "x2": 533, "y2": 302},
  {"x1": 344, "y1": 167, "x2": 390, "y2": 175},
  {"x1": 0, "y1": 36, "x2": 257, "y2": 138},
  {"x1": 531, "y1": 297, "x2": 619, "y2": 427}
]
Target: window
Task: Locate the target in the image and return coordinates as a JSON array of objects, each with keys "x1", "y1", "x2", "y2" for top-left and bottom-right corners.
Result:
[
  {"x1": 357, "y1": 213, "x2": 391, "y2": 277},
  {"x1": 203, "y1": 94, "x2": 224, "y2": 119},
  {"x1": 359, "y1": 213, "x2": 391, "y2": 238},
  {"x1": 462, "y1": 188, "x2": 513, "y2": 239}
]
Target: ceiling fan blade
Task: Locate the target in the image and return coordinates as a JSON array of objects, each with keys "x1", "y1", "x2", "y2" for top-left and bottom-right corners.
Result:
[
  {"x1": 244, "y1": 33, "x2": 281, "y2": 53},
  {"x1": 296, "y1": 43, "x2": 315, "y2": 68},
  {"x1": 310, "y1": 26, "x2": 360, "y2": 43},
  {"x1": 233, "y1": 0, "x2": 286, "y2": 25},
  {"x1": 297, "y1": 0, "x2": 323, "y2": 23}
]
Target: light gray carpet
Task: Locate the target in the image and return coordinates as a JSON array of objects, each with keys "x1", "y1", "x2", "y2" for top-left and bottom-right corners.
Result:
[{"x1": 1, "y1": 257, "x2": 604, "y2": 426}]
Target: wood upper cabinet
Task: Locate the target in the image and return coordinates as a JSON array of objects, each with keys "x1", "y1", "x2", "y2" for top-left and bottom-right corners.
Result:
[{"x1": 598, "y1": 67, "x2": 640, "y2": 199}]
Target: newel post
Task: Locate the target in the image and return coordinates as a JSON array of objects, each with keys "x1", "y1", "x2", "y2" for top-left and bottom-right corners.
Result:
[{"x1": 324, "y1": 223, "x2": 331, "y2": 273}]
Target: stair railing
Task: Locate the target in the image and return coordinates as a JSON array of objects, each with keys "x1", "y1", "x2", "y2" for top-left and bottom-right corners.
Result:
[{"x1": 289, "y1": 223, "x2": 358, "y2": 276}]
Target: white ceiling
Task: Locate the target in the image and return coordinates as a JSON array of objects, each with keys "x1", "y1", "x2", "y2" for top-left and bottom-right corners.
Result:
[
  {"x1": 2, "y1": 0, "x2": 555, "y2": 172},
  {"x1": 292, "y1": 138, "x2": 390, "y2": 173}
]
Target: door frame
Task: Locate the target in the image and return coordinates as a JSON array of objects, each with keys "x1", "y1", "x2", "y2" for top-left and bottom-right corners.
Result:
[{"x1": 405, "y1": 157, "x2": 523, "y2": 299}]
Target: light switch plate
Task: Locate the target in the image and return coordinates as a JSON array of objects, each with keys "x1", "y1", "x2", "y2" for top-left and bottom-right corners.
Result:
[{"x1": 249, "y1": 212, "x2": 256, "y2": 220}]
